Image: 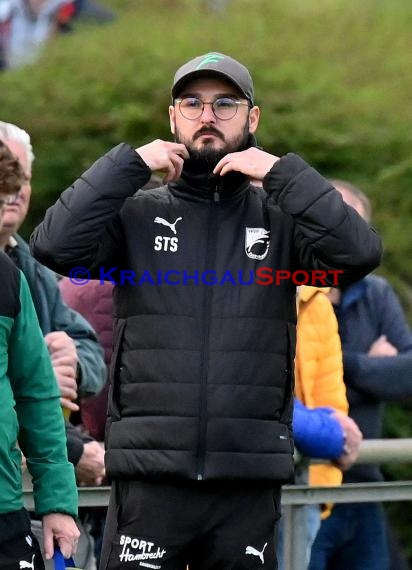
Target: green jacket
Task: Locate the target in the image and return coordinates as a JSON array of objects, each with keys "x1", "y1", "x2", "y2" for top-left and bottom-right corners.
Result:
[
  {"x1": 0, "y1": 251, "x2": 77, "y2": 517},
  {"x1": 8, "y1": 235, "x2": 106, "y2": 396}
]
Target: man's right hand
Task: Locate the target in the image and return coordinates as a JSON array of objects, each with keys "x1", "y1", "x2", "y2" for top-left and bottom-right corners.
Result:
[
  {"x1": 45, "y1": 331, "x2": 79, "y2": 412},
  {"x1": 56, "y1": 372, "x2": 79, "y2": 412},
  {"x1": 42, "y1": 513, "x2": 80, "y2": 560},
  {"x1": 332, "y1": 411, "x2": 363, "y2": 471},
  {"x1": 136, "y1": 140, "x2": 189, "y2": 183}
]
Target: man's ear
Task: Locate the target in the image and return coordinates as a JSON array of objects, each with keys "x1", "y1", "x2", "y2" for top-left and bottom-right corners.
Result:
[
  {"x1": 248, "y1": 106, "x2": 260, "y2": 134},
  {"x1": 169, "y1": 106, "x2": 175, "y2": 135}
]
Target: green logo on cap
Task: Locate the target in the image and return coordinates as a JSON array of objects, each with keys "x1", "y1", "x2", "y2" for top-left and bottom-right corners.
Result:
[{"x1": 196, "y1": 53, "x2": 225, "y2": 70}]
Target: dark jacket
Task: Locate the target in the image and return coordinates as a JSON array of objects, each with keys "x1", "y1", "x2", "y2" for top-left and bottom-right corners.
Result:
[
  {"x1": 59, "y1": 277, "x2": 114, "y2": 441},
  {"x1": 336, "y1": 275, "x2": 412, "y2": 482},
  {"x1": 30, "y1": 143, "x2": 382, "y2": 484},
  {"x1": 65, "y1": 420, "x2": 93, "y2": 465},
  {"x1": 6, "y1": 234, "x2": 106, "y2": 397}
]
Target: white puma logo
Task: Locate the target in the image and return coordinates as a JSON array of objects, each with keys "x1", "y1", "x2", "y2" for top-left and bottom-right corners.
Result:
[
  {"x1": 245, "y1": 542, "x2": 267, "y2": 564},
  {"x1": 19, "y1": 554, "x2": 35, "y2": 569},
  {"x1": 154, "y1": 216, "x2": 182, "y2": 235}
]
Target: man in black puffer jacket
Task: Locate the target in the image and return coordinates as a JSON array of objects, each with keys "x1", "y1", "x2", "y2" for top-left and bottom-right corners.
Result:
[{"x1": 31, "y1": 52, "x2": 382, "y2": 569}]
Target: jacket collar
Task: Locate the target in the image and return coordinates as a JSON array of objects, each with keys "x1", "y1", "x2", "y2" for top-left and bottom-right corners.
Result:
[
  {"x1": 7, "y1": 235, "x2": 18, "y2": 249},
  {"x1": 298, "y1": 285, "x2": 331, "y2": 304},
  {"x1": 168, "y1": 134, "x2": 257, "y2": 202},
  {"x1": 5, "y1": 234, "x2": 27, "y2": 262},
  {"x1": 169, "y1": 169, "x2": 250, "y2": 202},
  {"x1": 340, "y1": 278, "x2": 368, "y2": 313}
]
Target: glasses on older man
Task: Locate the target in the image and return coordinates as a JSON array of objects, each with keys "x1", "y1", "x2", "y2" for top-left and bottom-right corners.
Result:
[
  {"x1": 0, "y1": 194, "x2": 18, "y2": 209},
  {"x1": 175, "y1": 96, "x2": 251, "y2": 121}
]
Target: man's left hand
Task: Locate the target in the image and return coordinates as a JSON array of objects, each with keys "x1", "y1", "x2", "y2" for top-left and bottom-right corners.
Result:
[{"x1": 213, "y1": 147, "x2": 280, "y2": 180}]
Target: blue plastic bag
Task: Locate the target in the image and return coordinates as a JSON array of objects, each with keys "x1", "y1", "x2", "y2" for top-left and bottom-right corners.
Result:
[{"x1": 53, "y1": 547, "x2": 79, "y2": 569}]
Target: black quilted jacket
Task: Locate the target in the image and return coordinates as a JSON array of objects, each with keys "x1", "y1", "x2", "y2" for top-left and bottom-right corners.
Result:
[{"x1": 31, "y1": 142, "x2": 382, "y2": 484}]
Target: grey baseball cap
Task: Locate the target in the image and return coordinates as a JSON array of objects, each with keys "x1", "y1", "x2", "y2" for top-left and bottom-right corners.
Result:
[{"x1": 171, "y1": 52, "x2": 254, "y2": 105}]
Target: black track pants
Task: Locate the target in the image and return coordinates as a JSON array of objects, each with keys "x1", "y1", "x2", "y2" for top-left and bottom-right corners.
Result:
[{"x1": 100, "y1": 479, "x2": 281, "y2": 570}]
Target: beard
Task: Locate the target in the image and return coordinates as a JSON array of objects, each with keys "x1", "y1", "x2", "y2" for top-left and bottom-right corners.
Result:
[{"x1": 174, "y1": 120, "x2": 251, "y2": 173}]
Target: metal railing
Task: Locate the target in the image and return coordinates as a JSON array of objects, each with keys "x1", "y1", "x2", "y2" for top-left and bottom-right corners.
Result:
[
  {"x1": 23, "y1": 439, "x2": 412, "y2": 570},
  {"x1": 283, "y1": 439, "x2": 412, "y2": 570}
]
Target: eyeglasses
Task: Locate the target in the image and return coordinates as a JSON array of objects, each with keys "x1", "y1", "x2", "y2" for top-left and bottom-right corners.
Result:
[
  {"x1": 0, "y1": 194, "x2": 17, "y2": 209},
  {"x1": 175, "y1": 96, "x2": 251, "y2": 121}
]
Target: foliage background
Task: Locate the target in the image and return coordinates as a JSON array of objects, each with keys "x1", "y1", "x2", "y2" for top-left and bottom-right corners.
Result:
[{"x1": 1, "y1": 0, "x2": 412, "y2": 560}]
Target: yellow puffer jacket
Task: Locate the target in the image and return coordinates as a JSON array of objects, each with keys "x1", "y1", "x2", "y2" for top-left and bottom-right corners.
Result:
[{"x1": 295, "y1": 286, "x2": 348, "y2": 491}]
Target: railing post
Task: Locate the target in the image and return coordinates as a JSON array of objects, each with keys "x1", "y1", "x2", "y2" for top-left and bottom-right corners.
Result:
[{"x1": 283, "y1": 504, "x2": 307, "y2": 570}]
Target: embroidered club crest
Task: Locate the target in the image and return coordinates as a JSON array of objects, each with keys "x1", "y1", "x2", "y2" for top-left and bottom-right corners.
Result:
[{"x1": 245, "y1": 227, "x2": 270, "y2": 260}]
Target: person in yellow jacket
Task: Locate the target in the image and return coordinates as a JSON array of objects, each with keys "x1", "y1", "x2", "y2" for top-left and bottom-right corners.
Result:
[
  {"x1": 278, "y1": 286, "x2": 362, "y2": 569},
  {"x1": 296, "y1": 285, "x2": 362, "y2": 488}
]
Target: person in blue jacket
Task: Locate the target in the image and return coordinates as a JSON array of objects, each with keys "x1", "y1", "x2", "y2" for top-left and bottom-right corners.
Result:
[{"x1": 310, "y1": 180, "x2": 412, "y2": 570}]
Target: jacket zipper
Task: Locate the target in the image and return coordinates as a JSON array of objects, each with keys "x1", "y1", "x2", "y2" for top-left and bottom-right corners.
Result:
[{"x1": 197, "y1": 185, "x2": 220, "y2": 480}]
